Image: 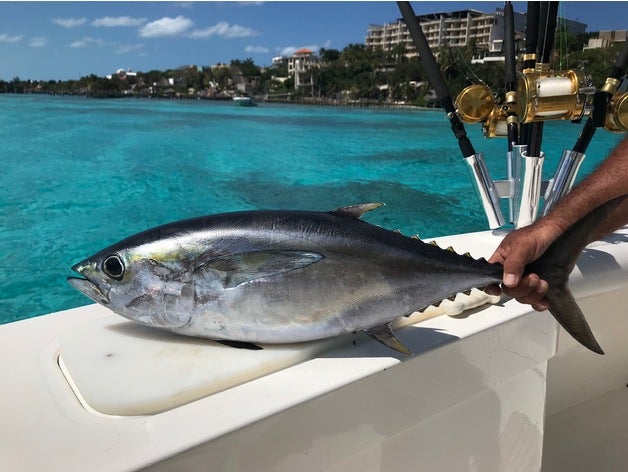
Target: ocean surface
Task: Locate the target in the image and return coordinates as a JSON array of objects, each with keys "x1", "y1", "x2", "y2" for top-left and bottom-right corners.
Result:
[{"x1": 0, "y1": 95, "x2": 623, "y2": 324}]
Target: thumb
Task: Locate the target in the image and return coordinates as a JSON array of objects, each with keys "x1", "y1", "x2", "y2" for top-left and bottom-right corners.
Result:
[{"x1": 501, "y1": 247, "x2": 531, "y2": 287}]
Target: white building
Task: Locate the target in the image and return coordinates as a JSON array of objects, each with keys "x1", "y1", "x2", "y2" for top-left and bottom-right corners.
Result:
[
  {"x1": 287, "y1": 48, "x2": 318, "y2": 92},
  {"x1": 366, "y1": 8, "x2": 586, "y2": 61}
]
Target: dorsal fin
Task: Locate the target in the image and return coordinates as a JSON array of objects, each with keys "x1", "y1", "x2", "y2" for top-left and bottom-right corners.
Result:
[{"x1": 333, "y1": 203, "x2": 384, "y2": 219}]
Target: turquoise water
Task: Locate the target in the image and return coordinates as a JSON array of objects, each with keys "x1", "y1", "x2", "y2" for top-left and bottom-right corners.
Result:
[{"x1": 0, "y1": 95, "x2": 623, "y2": 323}]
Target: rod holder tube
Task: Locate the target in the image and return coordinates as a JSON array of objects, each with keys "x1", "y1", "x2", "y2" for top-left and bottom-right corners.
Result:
[
  {"x1": 463, "y1": 153, "x2": 505, "y2": 229},
  {"x1": 515, "y1": 151, "x2": 545, "y2": 228},
  {"x1": 542, "y1": 149, "x2": 585, "y2": 216},
  {"x1": 508, "y1": 144, "x2": 527, "y2": 223}
]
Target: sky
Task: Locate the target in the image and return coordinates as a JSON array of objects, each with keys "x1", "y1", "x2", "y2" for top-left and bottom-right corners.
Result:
[{"x1": 1, "y1": 1, "x2": 626, "y2": 81}]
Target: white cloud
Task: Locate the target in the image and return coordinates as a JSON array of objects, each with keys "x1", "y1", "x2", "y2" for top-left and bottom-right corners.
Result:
[
  {"x1": 0, "y1": 33, "x2": 22, "y2": 43},
  {"x1": 188, "y1": 21, "x2": 257, "y2": 39},
  {"x1": 278, "y1": 46, "x2": 297, "y2": 56},
  {"x1": 92, "y1": 16, "x2": 146, "y2": 27},
  {"x1": 245, "y1": 45, "x2": 269, "y2": 54},
  {"x1": 29, "y1": 37, "x2": 48, "y2": 48},
  {"x1": 139, "y1": 16, "x2": 193, "y2": 38},
  {"x1": 115, "y1": 43, "x2": 144, "y2": 54},
  {"x1": 69, "y1": 37, "x2": 106, "y2": 48},
  {"x1": 51, "y1": 17, "x2": 87, "y2": 28}
]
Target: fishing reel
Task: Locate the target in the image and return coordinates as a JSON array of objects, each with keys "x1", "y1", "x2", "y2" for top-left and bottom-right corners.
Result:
[
  {"x1": 454, "y1": 84, "x2": 510, "y2": 138},
  {"x1": 455, "y1": 68, "x2": 596, "y2": 133},
  {"x1": 603, "y1": 89, "x2": 628, "y2": 132},
  {"x1": 517, "y1": 66, "x2": 595, "y2": 123}
]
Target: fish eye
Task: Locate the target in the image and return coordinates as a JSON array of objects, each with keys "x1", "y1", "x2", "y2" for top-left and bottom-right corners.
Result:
[{"x1": 102, "y1": 255, "x2": 125, "y2": 280}]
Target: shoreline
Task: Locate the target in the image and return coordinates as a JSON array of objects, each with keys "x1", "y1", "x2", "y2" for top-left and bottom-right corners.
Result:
[{"x1": 1, "y1": 90, "x2": 440, "y2": 111}]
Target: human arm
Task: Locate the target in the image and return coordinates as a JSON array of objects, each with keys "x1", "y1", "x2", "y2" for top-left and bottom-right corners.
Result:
[{"x1": 487, "y1": 135, "x2": 628, "y2": 309}]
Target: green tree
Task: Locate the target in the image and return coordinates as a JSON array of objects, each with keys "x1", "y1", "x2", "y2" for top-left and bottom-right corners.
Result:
[
  {"x1": 230, "y1": 58, "x2": 260, "y2": 78},
  {"x1": 319, "y1": 48, "x2": 341, "y2": 63}
]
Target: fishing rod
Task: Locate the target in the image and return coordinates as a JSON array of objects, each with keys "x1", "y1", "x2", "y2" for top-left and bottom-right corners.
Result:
[
  {"x1": 398, "y1": 1, "x2": 626, "y2": 230},
  {"x1": 525, "y1": 2, "x2": 559, "y2": 157},
  {"x1": 543, "y1": 40, "x2": 628, "y2": 215},
  {"x1": 518, "y1": 1, "x2": 540, "y2": 147},
  {"x1": 396, "y1": 1, "x2": 504, "y2": 229},
  {"x1": 511, "y1": 2, "x2": 558, "y2": 226},
  {"x1": 503, "y1": 2, "x2": 521, "y2": 222},
  {"x1": 503, "y1": 1, "x2": 518, "y2": 150},
  {"x1": 574, "y1": 40, "x2": 628, "y2": 153}
]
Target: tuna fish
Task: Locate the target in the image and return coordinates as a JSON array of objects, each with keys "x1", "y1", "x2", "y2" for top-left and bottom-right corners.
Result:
[{"x1": 68, "y1": 199, "x2": 622, "y2": 355}]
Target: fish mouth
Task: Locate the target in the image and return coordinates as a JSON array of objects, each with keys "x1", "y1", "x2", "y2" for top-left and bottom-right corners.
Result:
[{"x1": 68, "y1": 262, "x2": 110, "y2": 305}]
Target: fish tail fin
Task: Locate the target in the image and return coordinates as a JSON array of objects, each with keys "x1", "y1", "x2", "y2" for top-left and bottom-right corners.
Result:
[{"x1": 528, "y1": 195, "x2": 626, "y2": 355}]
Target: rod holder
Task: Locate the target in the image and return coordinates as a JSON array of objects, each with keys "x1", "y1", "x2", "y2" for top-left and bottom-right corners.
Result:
[
  {"x1": 463, "y1": 153, "x2": 505, "y2": 229},
  {"x1": 508, "y1": 144, "x2": 526, "y2": 222},
  {"x1": 542, "y1": 149, "x2": 586, "y2": 216},
  {"x1": 515, "y1": 150, "x2": 545, "y2": 228}
]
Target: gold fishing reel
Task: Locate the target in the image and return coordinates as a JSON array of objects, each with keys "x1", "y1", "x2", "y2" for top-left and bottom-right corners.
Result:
[
  {"x1": 454, "y1": 84, "x2": 515, "y2": 138},
  {"x1": 604, "y1": 91, "x2": 628, "y2": 132},
  {"x1": 454, "y1": 69, "x2": 613, "y2": 136},
  {"x1": 454, "y1": 84, "x2": 494, "y2": 123},
  {"x1": 517, "y1": 67, "x2": 594, "y2": 123}
]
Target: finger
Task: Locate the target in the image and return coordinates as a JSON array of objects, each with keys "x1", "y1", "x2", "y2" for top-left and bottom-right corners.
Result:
[
  {"x1": 489, "y1": 237, "x2": 528, "y2": 287},
  {"x1": 488, "y1": 240, "x2": 510, "y2": 265},
  {"x1": 502, "y1": 273, "x2": 538, "y2": 299},
  {"x1": 484, "y1": 284, "x2": 501, "y2": 296},
  {"x1": 509, "y1": 274, "x2": 549, "y2": 306},
  {"x1": 531, "y1": 298, "x2": 550, "y2": 311}
]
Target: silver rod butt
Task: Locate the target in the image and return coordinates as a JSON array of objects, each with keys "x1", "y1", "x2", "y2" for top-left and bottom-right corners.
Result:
[
  {"x1": 463, "y1": 153, "x2": 505, "y2": 229},
  {"x1": 542, "y1": 149, "x2": 586, "y2": 216},
  {"x1": 515, "y1": 151, "x2": 545, "y2": 228},
  {"x1": 509, "y1": 144, "x2": 527, "y2": 223}
]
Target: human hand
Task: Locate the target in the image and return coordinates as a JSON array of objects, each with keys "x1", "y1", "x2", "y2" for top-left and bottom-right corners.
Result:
[{"x1": 485, "y1": 221, "x2": 564, "y2": 311}]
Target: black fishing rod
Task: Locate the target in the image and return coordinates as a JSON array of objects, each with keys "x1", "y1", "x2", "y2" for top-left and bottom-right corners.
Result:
[
  {"x1": 396, "y1": 1, "x2": 476, "y2": 158},
  {"x1": 526, "y1": 2, "x2": 559, "y2": 157},
  {"x1": 396, "y1": 1, "x2": 504, "y2": 228},
  {"x1": 572, "y1": 40, "x2": 628, "y2": 153},
  {"x1": 519, "y1": 1, "x2": 540, "y2": 146},
  {"x1": 503, "y1": 1, "x2": 518, "y2": 150},
  {"x1": 543, "y1": 21, "x2": 628, "y2": 216},
  {"x1": 537, "y1": 2, "x2": 558, "y2": 63}
]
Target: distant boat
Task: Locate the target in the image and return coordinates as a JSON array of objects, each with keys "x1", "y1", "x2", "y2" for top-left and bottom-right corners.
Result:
[{"x1": 233, "y1": 96, "x2": 257, "y2": 107}]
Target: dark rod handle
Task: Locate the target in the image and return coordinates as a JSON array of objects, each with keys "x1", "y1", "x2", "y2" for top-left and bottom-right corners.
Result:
[
  {"x1": 396, "y1": 1, "x2": 476, "y2": 157},
  {"x1": 396, "y1": 1, "x2": 449, "y2": 99},
  {"x1": 572, "y1": 118, "x2": 596, "y2": 154},
  {"x1": 527, "y1": 2, "x2": 558, "y2": 156},
  {"x1": 523, "y1": 1, "x2": 540, "y2": 68},
  {"x1": 504, "y1": 2, "x2": 517, "y2": 90}
]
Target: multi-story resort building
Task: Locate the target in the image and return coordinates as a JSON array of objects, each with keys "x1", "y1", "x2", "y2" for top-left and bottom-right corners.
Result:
[{"x1": 365, "y1": 8, "x2": 586, "y2": 62}]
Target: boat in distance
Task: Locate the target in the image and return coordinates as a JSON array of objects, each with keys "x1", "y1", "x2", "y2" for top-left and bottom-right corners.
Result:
[{"x1": 233, "y1": 95, "x2": 257, "y2": 107}]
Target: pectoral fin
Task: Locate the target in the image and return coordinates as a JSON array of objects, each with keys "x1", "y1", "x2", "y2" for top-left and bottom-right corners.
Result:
[
  {"x1": 364, "y1": 324, "x2": 412, "y2": 355},
  {"x1": 198, "y1": 250, "x2": 324, "y2": 289}
]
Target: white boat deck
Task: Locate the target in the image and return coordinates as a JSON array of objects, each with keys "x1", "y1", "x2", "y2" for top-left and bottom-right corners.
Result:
[
  {"x1": 543, "y1": 386, "x2": 628, "y2": 471},
  {"x1": 1, "y1": 228, "x2": 627, "y2": 471}
]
